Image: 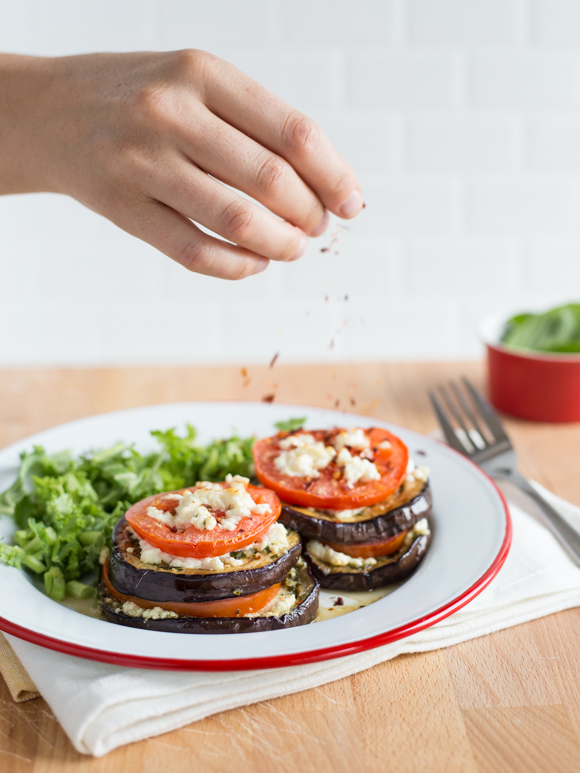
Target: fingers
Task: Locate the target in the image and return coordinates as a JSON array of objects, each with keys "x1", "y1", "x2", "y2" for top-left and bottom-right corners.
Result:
[
  {"x1": 114, "y1": 198, "x2": 270, "y2": 280},
  {"x1": 174, "y1": 106, "x2": 327, "y2": 236},
  {"x1": 141, "y1": 156, "x2": 308, "y2": 262},
  {"x1": 190, "y1": 52, "x2": 363, "y2": 219}
]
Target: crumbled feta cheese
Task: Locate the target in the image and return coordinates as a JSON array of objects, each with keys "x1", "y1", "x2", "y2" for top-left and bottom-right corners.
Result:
[
  {"x1": 246, "y1": 589, "x2": 297, "y2": 618},
  {"x1": 378, "y1": 440, "x2": 392, "y2": 450},
  {"x1": 325, "y1": 507, "x2": 366, "y2": 521},
  {"x1": 405, "y1": 458, "x2": 429, "y2": 484},
  {"x1": 306, "y1": 540, "x2": 377, "y2": 570},
  {"x1": 336, "y1": 448, "x2": 381, "y2": 487},
  {"x1": 413, "y1": 518, "x2": 430, "y2": 536},
  {"x1": 278, "y1": 433, "x2": 317, "y2": 450},
  {"x1": 138, "y1": 538, "x2": 227, "y2": 571},
  {"x1": 253, "y1": 522, "x2": 289, "y2": 552},
  {"x1": 274, "y1": 441, "x2": 336, "y2": 478},
  {"x1": 146, "y1": 505, "x2": 175, "y2": 527},
  {"x1": 121, "y1": 600, "x2": 178, "y2": 620},
  {"x1": 173, "y1": 490, "x2": 218, "y2": 531},
  {"x1": 333, "y1": 428, "x2": 370, "y2": 451},
  {"x1": 146, "y1": 479, "x2": 270, "y2": 533},
  {"x1": 221, "y1": 555, "x2": 246, "y2": 567},
  {"x1": 225, "y1": 474, "x2": 250, "y2": 485},
  {"x1": 413, "y1": 466, "x2": 430, "y2": 483},
  {"x1": 265, "y1": 592, "x2": 296, "y2": 618}
]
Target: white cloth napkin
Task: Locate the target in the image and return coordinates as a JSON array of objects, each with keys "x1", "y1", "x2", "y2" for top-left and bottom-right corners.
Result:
[{"x1": 6, "y1": 481, "x2": 580, "y2": 757}]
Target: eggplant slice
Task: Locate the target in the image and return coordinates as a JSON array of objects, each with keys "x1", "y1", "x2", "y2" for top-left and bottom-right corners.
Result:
[
  {"x1": 98, "y1": 559, "x2": 320, "y2": 634},
  {"x1": 280, "y1": 479, "x2": 432, "y2": 544},
  {"x1": 108, "y1": 517, "x2": 302, "y2": 603},
  {"x1": 305, "y1": 527, "x2": 432, "y2": 592}
]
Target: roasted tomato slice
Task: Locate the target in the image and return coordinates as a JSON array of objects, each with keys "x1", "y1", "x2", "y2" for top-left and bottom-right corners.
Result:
[
  {"x1": 253, "y1": 427, "x2": 408, "y2": 510},
  {"x1": 324, "y1": 530, "x2": 408, "y2": 559},
  {"x1": 103, "y1": 561, "x2": 280, "y2": 617},
  {"x1": 125, "y1": 482, "x2": 281, "y2": 559}
]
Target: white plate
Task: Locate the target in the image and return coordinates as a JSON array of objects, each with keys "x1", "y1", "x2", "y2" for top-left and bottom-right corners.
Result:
[{"x1": 0, "y1": 402, "x2": 511, "y2": 671}]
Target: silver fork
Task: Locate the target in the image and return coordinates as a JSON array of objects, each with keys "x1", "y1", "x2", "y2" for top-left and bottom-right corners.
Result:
[{"x1": 430, "y1": 377, "x2": 580, "y2": 567}]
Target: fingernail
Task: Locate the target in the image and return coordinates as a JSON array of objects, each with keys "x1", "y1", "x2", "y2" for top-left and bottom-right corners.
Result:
[
  {"x1": 338, "y1": 190, "x2": 364, "y2": 219},
  {"x1": 311, "y1": 210, "x2": 330, "y2": 237},
  {"x1": 253, "y1": 257, "x2": 269, "y2": 274},
  {"x1": 290, "y1": 232, "x2": 308, "y2": 261}
]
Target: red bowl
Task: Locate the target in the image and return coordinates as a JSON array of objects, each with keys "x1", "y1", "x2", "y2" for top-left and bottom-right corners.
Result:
[{"x1": 481, "y1": 314, "x2": 580, "y2": 423}]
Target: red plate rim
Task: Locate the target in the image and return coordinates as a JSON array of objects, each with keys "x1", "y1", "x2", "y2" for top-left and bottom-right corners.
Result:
[{"x1": 0, "y1": 404, "x2": 512, "y2": 671}]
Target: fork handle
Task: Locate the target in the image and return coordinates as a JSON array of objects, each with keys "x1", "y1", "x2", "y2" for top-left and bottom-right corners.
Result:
[{"x1": 503, "y1": 470, "x2": 580, "y2": 567}]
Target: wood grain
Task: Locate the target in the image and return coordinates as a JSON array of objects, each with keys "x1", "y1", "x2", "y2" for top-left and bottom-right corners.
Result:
[{"x1": 0, "y1": 361, "x2": 579, "y2": 772}]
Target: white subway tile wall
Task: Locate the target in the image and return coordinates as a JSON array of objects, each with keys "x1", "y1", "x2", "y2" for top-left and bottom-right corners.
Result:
[{"x1": 1, "y1": 0, "x2": 580, "y2": 366}]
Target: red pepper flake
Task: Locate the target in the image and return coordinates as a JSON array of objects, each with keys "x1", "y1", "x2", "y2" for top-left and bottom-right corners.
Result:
[
  {"x1": 333, "y1": 597, "x2": 344, "y2": 607},
  {"x1": 334, "y1": 399, "x2": 340, "y2": 408},
  {"x1": 350, "y1": 397, "x2": 356, "y2": 407},
  {"x1": 241, "y1": 367, "x2": 248, "y2": 378},
  {"x1": 269, "y1": 352, "x2": 279, "y2": 368},
  {"x1": 320, "y1": 247, "x2": 330, "y2": 253},
  {"x1": 362, "y1": 203, "x2": 366, "y2": 209},
  {"x1": 262, "y1": 393, "x2": 275, "y2": 403}
]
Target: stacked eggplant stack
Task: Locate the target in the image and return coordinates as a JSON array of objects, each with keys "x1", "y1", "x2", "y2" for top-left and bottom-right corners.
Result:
[
  {"x1": 98, "y1": 478, "x2": 319, "y2": 633},
  {"x1": 253, "y1": 428, "x2": 433, "y2": 593}
]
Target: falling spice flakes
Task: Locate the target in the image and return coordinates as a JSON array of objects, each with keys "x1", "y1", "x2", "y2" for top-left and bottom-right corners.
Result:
[
  {"x1": 319, "y1": 225, "x2": 346, "y2": 255},
  {"x1": 243, "y1": 378, "x2": 252, "y2": 388},
  {"x1": 262, "y1": 394, "x2": 276, "y2": 403},
  {"x1": 240, "y1": 367, "x2": 248, "y2": 378},
  {"x1": 269, "y1": 352, "x2": 279, "y2": 368},
  {"x1": 334, "y1": 399, "x2": 340, "y2": 408},
  {"x1": 350, "y1": 397, "x2": 356, "y2": 407}
]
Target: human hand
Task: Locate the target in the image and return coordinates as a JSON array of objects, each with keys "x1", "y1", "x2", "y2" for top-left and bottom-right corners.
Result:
[{"x1": 0, "y1": 51, "x2": 363, "y2": 279}]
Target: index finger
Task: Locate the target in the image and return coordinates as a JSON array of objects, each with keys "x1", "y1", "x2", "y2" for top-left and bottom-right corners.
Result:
[{"x1": 190, "y1": 51, "x2": 364, "y2": 219}]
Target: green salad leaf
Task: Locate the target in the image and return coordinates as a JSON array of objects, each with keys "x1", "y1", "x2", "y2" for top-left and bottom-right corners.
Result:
[
  {"x1": 273, "y1": 417, "x2": 307, "y2": 432},
  {"x1": 0, "y1": 425, "x2": 255, "y2": 600},
  {"x1": 501, "y1": 303, "x2": 580, "y2": 353}
]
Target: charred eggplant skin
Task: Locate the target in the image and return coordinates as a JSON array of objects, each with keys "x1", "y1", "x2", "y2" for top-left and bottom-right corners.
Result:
[
  {"x1": 305, "y1": 532, "x2": 431, "y2": 592},
  {"x1": 108, "y1": 517, "x2": 302, "y2": 603},
  {"x1": 98, "y1": 564, "x2": 320, "y2": 634},
  {"x1": 280, "y1": 485, "x2": 432, "y2": 544}
]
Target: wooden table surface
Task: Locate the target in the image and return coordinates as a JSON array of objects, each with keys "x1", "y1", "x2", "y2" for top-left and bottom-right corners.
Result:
[{"x1": 1, "y1": 361, "x2": 580, "y2": 773}]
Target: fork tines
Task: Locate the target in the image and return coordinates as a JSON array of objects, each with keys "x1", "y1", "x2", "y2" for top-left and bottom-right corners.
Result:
[{"x1": 429, "y1": 378, "x2": 510, "y2": 457}]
